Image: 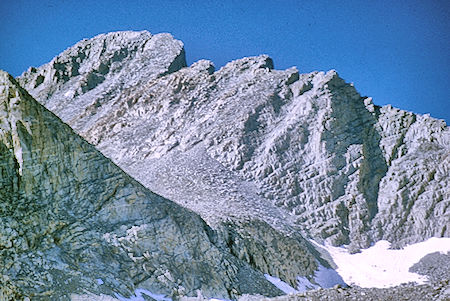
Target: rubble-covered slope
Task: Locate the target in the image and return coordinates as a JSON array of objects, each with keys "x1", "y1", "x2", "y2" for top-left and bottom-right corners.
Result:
[
  {"x1": 236, "y1": 281, "x2": 450, "y2": 301},
  {"x1": 18, "y1": 31, "x2": 449, "y2": 254},
  {"x1": 0, "y1": 70, "x2": 286, "y2": 300}
]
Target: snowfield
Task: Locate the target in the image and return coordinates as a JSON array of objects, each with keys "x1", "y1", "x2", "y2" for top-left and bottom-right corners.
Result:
[
  {"x1": 116, "y1": 237, "x2": 450, "y2": 299},
  {"x1": 316, "y1": 237, "x2": 450, "y2": 288}
]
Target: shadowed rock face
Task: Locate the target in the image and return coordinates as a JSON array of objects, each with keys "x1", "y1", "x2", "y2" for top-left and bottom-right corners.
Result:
[
  {"x1": 0, "y1": 71, "x2": 285, "y2": 300},
  {"x1": 19, "y1": 30, "x2": 449, "y2": 253}
]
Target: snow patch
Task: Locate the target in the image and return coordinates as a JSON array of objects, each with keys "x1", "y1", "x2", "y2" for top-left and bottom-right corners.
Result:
[
  {"x1": 114, "y1": 288, "x2": 171, "y2": 301},
  {"x1": 313, "y1": 264, "x2": 346, "y2": 288},
  {"x1": 64, "y1": 90, "x2": 74, "y2": 98},
  {"x1": 14, "y1": 147, "x2": 23, "y2": 175},
  {"x1": 113, "y1": 289, "x2": 231, "y2": 301},
  {"x1": 265, "y1": 265, "x2": 345, "y2": 295},
  {"x1": 296, "y1": 263, "x2": 346, "y2": 291},
  {"x1": 295, "y1": 276, "x2": 318, "y2": 291},
  {"x1": 264, "y1": 274, "x2": 298, "y2": 294},
  {"x1": 317, "y1": 237, "x2": 450, "y2": 288}
]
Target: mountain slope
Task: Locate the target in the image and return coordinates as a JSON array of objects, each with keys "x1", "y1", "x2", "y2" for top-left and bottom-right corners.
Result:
[
  {"x1": 0, "y1": 70, "x2": 284, "y2": 300},
  {"x1": 18, "y1": 31, "x2": 449, "y2": 254},
  {"x1": 17, "y1": 31, "x2": 332, "y2": 289}
]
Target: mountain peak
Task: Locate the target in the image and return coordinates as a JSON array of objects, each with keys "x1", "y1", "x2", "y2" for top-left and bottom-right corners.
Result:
[
  {"x1": 220, "y1": 54, "x2": 275, "y2": 73},
  {"x1": 16, "y1": 30, "x2": 449, "y2": 251},
  {"x1": 6, "y1": 31, "x2": 450, "y2": 299},
  {"x1": 0, "y1": 69, "x2": 18, "y2": 87},
  {"x1": 17, "y1": 30, "x2": 185, "y2": 100}
]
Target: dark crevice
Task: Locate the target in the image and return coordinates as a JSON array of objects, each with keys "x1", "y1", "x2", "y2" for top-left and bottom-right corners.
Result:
[{"x1": 160, "y1": 48, "x2": 188, "y2": 77}]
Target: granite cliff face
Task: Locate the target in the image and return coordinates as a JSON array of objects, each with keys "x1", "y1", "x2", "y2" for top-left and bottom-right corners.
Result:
[
  {"x1": 18, "y1": 31, "x2": 449, "y2": 254},
  {"x1": 0, "y1": 71, "x2": 287, "y2": 300}
]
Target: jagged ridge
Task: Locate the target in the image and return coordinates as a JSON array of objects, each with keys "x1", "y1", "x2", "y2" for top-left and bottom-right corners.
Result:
[{"x1": 16, "y1": 30, "x2": 449, "y2": 284}]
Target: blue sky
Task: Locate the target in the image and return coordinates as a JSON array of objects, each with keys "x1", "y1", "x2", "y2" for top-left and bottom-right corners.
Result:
[{"x1": 1, "y1": 0, "x2": 449, "y2": 122}]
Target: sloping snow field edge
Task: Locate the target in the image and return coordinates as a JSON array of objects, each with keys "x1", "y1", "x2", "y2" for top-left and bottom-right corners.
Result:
[{"x1": 314, "y1": 237, "x2": 450, "y2": 288}]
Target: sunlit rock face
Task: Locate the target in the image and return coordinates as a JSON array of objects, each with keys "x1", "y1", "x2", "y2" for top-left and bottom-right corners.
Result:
[
  {"x1": 15, "y1": 31, "x2": 325, "y2": 290},
  {"x1": 17, "y1": 31, "x2": 187, "y2": 133},
  {"x1": 11, "y1": 30, "x2": 449, "y2": 300},
  {"x1": 18, "y1": 31, "x2": 449, "y2": 255},
  {"x1": 0, "y1": 71, "x2": 285, "y2": 300}
]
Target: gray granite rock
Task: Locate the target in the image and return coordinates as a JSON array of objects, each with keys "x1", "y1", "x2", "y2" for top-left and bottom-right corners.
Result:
[
  {"x1": 15, "y1": 30, "x2": 450, "y2": 294},
  {"x1": 236, "y1": 281, "x2": 450, "y2": 301},
  {"x1": 17, "y1": 31, "x2": 186, "y2": 135},
  {"x1": 0, "y1": 71, "x2": 282, "y2": 300},
  {"x1": 17, "y1": 31, "x2": 327, "y2": 289},
  {"x1": 410, "y1": 252, "x2": 450, "y2": 283}
]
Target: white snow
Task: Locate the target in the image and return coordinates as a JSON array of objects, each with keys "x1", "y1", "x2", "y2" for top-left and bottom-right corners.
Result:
[
  {"x1": 113, "y1": 288, "x2": 232, "y2": 301},
  {"x1": 114, "y1": 288, "x2": 171, "y2": 301},
  {"x1": 64, "y1": 90, "x2": 75, "y2": 98},
  {"x1": 317, "y1": 237, "x2": 450, "y2": 288},
  {"x1": 264, "y1": 274, "x2": 298, "y2": 294},
  {"x1": 295, "y1": 276, "x2": 318, "y2": 291},
  {"x1": 108, "y1": 236, "x2": 450, "y2": 300},
  {"x1": 265, "y1": 264, "x2": 345, "y2": 295},
  {"x1": 14, "y1": 147, "x2": 23, "y2": 175},
  {"x1": 111, "y1": 287, "x2": 234, "y2": 301},
  {"x1": 312, "y1": 264, "x2": 346, "y2": 288},
  {"x1": 96, "y1": 278, "x2": 104, "y2": 285}
]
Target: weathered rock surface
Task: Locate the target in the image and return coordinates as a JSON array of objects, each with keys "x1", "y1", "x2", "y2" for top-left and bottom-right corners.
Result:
[
  {"x1": 0, "y1": 71, "x2": 284, "y2": 300},
  {"x1": 76, "y1": 280, "x2": 450, "y2": 301},
  {"x1": 17, "y1": 31, "x2": 186, "y2": 134},
  {"x1": 410, "y1": 252, "x2": 450, "y2": 283},
  {"x1": 17, "y1": 31, "x2": 328, "y2": 289},
  {"x1": 13, "y1": 31, "x2": 450, "y2": 300},
  {"x1": 236, "y1": 281, "x2": 450, "y2": 301},
  {"x1": 19, "y1": 30, "x2": 449, "y2": 254}
]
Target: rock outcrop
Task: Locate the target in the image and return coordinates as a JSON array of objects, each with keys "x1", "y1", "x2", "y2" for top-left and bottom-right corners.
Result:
[
  {"x1": 18, "y1": 31, "x2": 449, "y2": 254},
  {"x1": 237, "y1": 281, "x2": 450, "y2": 301},
  {"x1": 17, "y1": 31, "x2": 186, "y2": 133},
  {"x1": 0, "y1": 71, "x2": 284, "y2": 300}
]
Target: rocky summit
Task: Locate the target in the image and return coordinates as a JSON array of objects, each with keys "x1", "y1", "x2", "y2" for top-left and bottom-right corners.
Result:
[
  {"x1": 19, "y1": 30, "x2": 449, "y2": 251},
  {"x1": 1, "y1": 30, "x2": 449, "y2": 300}
]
